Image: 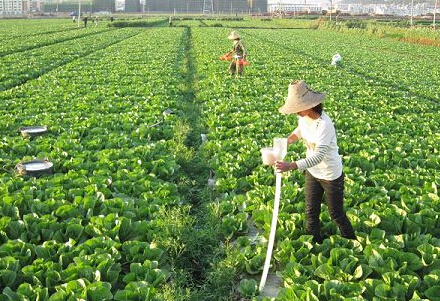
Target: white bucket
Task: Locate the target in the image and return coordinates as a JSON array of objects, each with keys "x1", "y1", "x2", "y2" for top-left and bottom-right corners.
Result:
[
  {"x1": 261, "y1": 147, "x2": 277, "y2": 166},
  {"x1": 331, "y1": 53, "x2": 342, "y2": 66}
]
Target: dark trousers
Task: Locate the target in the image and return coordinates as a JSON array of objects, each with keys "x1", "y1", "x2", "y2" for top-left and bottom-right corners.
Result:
[
  {"x1": 229, "y1": 61, "x2": 244, "y2": 75},
  {"x1": 305, "y1": 171, "x2": 355, "y2": 243}
]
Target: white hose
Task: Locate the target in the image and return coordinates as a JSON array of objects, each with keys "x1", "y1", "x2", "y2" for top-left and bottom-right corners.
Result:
[{"x1": 259, "y1": 172, "x2": 282, "y2": 292}]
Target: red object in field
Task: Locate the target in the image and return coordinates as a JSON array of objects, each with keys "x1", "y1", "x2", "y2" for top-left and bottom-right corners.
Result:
[
  {"x1": 219, "y1": 54, "x2": 232, "y2": 61},
  {"x1": 237, "y1": 59, "x2": 250, "y2": 66}
]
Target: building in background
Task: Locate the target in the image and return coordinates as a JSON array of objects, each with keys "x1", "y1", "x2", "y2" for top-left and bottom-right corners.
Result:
[
  {"x1": 0, "y1": 0, "x2": 269, "y2": 15},
  {"x1": 0, "y1": 0, "x2": 5, "y2": 13},
  {"x1": 214, "y1": 0, "x2": 251, "y2": 13},
  {"x1": 42, "y1": 1, "x2": 92, "y2": 13},
  {"x1": 41, "y1": 0, "x2": 114, "y2": 14},
  {"x1": 2, "y1": 0, "x2": 436, "y2": 17},
  {"x1": 249, "y1": 0, "x2": 267, "y2": 13},
  {"x1": 124, "y1": 0, "x2": 139, "y2": 12},
  {"x1": 0, "y1": 0, "x2": 23, "y2": 14},
  {"x1": 268, "y1": 1, "x2": 322, "y2": 14},
  {"x1": 335, "y1": 3, "x2": 372, "y2": 15},
  {"x1": 92, "y1": 0, "x2": 115, "y2": 12},
  {"x1": 115, "y1": 0, "x2": 123, "y2": 11},
  {"x1": 268, "y1": 0, "x2": 437, "y2": 16},
  {"x1": 143, "y1": 0, "x2": 267, "y2": 14},
  {"x1": 29, "y1": 0, "x2": 42, "y2": 12}
]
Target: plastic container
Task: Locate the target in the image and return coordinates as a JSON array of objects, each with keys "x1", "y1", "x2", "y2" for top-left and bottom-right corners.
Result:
[
  {"x1": 273, "y1": 137, "x2": 287, "y2": 161},
  {"x1": 261, "y1": 147, "x2": 276, "y2": 165}
]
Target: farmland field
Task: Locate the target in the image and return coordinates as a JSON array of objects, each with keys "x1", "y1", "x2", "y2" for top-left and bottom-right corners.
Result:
[{"x1": 0, "y1": 17, "x2": 439, "y2": 301}]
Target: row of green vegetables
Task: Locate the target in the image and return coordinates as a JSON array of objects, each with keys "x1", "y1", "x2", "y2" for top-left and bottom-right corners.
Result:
[
  {"x1": 0, "y1": 27, "x2": 134, "y2": 92},
  {"x1": 243, "y1": 28, "x2": 439, "y2": 191},
  {"x1": 245, "y1": 28, "x2": 440, "y2": 219},
  {"x1": 0, "y1": 26, "x2": 112, "y2": 58},
  {"x1": 0, "y1": 27, "x2": 188, "y2": 300},
  {"x1": 0, "y1": 19, "x2": 78, "y2": 40},
  {"x1": 191, "y1": 27, "x2": 440, "y2": 300},
  {"x1": 256, "y1": 28, "x2": 440, "y2": 101},
  {"x1": 318, "y1": 20, "x2": 440, "y2": 44},
  {"x1": 1, "y1": 20, "x2": 439, "y2": 300},
  {"x1": 175, "y1": 18, "x2": 314, "y2": 29}
]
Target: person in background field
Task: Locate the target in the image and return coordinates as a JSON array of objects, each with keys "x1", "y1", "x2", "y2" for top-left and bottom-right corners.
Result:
[
  {"x1": 83, "y1": 16, "x2": 88, "y2": 28},
  {"x1": 275, "y1": 80, "x2": 356, "y2": 244},
  {"x1": 72, "y1": 16, "x2": 76, "y2": 23},
  {"x1": 94, "y1": 16, "x2": 98, "y2": 27},
  {"x1": 110, "y1": 16, "x2": 114, "y2": 22},
  {"x1": 169, "y1": 15, "x2": 173, "y2": 27},
  {"x1": 225, "y1": 31, "x2": 247, "y2": 78}
]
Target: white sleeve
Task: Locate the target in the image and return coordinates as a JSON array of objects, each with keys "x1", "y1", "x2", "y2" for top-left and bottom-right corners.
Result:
[{"x1": 292, "y1": 127, "x2": 301, "y2": 139}]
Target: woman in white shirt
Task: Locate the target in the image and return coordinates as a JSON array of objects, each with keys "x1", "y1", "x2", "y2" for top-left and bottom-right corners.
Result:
[{"x1": 275, "y1": 80, "x2": 356, "y2": 244}]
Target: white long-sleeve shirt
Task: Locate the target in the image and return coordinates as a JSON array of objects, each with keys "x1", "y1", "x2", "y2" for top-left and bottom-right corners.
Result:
[{"x1": 292, "y1": 111, "x2": 342, "y2": 181}]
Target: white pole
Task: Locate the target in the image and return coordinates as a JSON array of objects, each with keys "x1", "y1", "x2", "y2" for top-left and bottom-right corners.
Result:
[
  {"x1": 259, "y1": 172, "x2": 282, "y2": 292},
  {"x1": 329, "y1": 0, "x2": 332, "y2": 21},
  {"x1": 434, "y1": 0, "x2": 438, "y2": 29},
  {"x1": 77, "y1": 2, "x2": 81, "y2": 27},
  {"x1": 410, "y1": 0, "x2": 414, "y2": 26}
]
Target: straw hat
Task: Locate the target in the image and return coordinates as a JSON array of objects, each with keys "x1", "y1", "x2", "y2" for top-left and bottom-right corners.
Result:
[
  {"x1": 278, "y1": 80, "x2": 326, "y2": 114},
  {"x1": 227, "y1": 31, "x2": 240, "y2": 40}
]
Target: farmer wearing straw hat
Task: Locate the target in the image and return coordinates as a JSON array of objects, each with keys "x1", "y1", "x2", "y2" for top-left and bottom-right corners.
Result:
[
  {"x1": 275, "y1": 80, "x2": 356, "y2": 244},
  {"x1": 225, "y1": 31, "x2": 247, "y2": 78}
]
